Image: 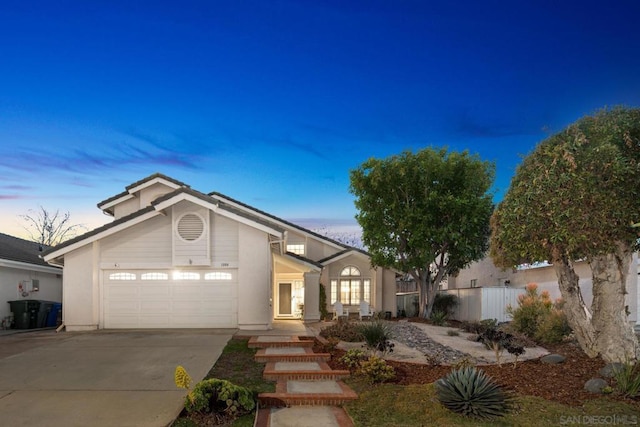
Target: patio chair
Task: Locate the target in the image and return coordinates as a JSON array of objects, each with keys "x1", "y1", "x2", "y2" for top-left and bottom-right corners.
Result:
[
  {"x1": 359, "y1": 301, "x2": 374, "y2": 321},
  {"x1": 332, "y1": 302, "x2": 349, "y2": 320}
]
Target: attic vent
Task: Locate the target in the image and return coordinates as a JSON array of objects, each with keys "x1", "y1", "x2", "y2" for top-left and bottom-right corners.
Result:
[{"x1": 177, "y1": 213, "x2": 205, "y2": 241}]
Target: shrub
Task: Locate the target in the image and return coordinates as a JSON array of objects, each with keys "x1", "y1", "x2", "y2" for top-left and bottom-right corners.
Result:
[
  {"x1": 436, "y1": 367, "x2": 512, "y2": 419},
  {"x1": 478, "y1": 327, "x2": 525, "y2": 366},
  {"x1": 507, "y1": 283, "x2": 551, "y2": 337},
  {"x1": 612, "y1": 361, "x2": 640, "y2": 397},
  {"x1": 340, "y1": 348, "x2": 367, "y2": 370},
  {"x1": 319, "y1": 284, "x2": 329, "y2": 320},
  {"x1": 359, "y1": 355, "x2": 396, "y2": 383},
  {"x1": 320, "y1": 320, "x2": 363, "y2": 342},
  {"x1": 433, "y1": 293, "x2": 458, "y2": 316},
  {"x1": 358, "y1": 320, "x2": 394, "y2": 354},
  {"x1": 507, "y1": 283, "x2": 571, "y2": 344},
  {"x1": 461, "y1": 319, "x2": 497, "y2": 335},
  {"x1": 534, "y1": 307, "x2": 571, "y2": 344},
  {"x1": 447, "y1": 329, "x2": 460, "y2": 336},
  {"x1": 451, "y1": 356, "x2": 477, "y2": 370},
  {"x1": 184, "y1": 378, "x2": 255, "y2": 415},
  {"x1": 424, "y1": 353, "x2": 442, "y2": 366},
  {"x1": 430, "y1": 310, "x2": 448, "y2": 326}
]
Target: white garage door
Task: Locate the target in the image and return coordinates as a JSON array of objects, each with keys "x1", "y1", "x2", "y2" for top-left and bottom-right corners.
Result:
[{"x1": 103, "y1": 270, "x2": 238, "y2": 328}]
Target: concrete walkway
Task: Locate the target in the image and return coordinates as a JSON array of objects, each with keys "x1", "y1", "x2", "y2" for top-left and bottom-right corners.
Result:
[{"x1": 0, "y1": 329, "x2": 232, "y2": 427}]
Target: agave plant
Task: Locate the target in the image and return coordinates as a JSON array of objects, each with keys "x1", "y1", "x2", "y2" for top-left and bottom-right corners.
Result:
[{"x1": 435, "y1": 367, "x2": 512, "y2": 419}]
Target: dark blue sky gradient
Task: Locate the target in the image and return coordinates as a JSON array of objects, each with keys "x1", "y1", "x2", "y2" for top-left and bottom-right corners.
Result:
[{"x1": 1, "y1": 1, "x2": 639, "y2": 235}]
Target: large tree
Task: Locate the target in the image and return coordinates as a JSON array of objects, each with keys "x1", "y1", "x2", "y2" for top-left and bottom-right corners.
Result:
[
  {"x1": 490, "y1": 107, "x2": 640, "y2": 363},
  {"x1": 350, "y1": 147, "x2": 495, "y2": 318}
]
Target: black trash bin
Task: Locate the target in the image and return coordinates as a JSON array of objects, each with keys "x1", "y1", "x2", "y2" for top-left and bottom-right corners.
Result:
[{"x1": 8, "y1": 300, "x2": 41, "y2": 329}]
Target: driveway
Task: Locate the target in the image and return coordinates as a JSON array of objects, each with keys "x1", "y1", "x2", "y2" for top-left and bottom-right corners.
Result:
[{"x1": 0, "y1": 329, "x2": 233, "y2": 427}]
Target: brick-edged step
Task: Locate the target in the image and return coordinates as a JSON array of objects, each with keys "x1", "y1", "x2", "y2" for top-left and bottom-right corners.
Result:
[
  {"x1": 255, "y1": 347, "x2": 331, "y2": 363},
  {"x1": 259, "y1": 380, "x2": 358, "y2": 407},
  {"x1": 248, "y1": 335, "x2": 315, "y2": 349},
  {"x1": 255, "y1": 406, "x2": 354, "y2": 427},
  {"x1": 263, "y1": 361, "x2": 350, "y2": 381}
]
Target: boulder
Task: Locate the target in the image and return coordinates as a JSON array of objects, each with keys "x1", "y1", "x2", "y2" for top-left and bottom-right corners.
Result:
[
  {"x1": 584, "y1": 378, "x2": 608, "y2": 394},
  {"x1": 541, "y1": 354, "x2": 565, "y2": 364},
  {"x1": 599, "y1": 363, "x2": 625, "y2": 378}
]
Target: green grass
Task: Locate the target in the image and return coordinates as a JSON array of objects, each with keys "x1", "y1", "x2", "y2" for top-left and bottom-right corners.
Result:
[
  {"x1": 205, "y1": 337, "x2": 275, "y2": 394},
  {"x1": 344, "y1": 379, "x2": 640, "y2": 427}
]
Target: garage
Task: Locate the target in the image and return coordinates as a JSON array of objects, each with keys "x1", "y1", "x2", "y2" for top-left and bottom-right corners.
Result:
[{"x1": 103, "y1": 270, "x2": 238, "y2": 328}]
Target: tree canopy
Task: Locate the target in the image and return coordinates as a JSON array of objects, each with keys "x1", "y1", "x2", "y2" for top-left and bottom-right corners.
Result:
[
  {"x1": 490, "y1": 107, "x2": 640, "y2": 362},
  {"x1": 491, "y1": 107, "x2": 640, "y2": 267},
  {"x1": 350, "y1": 147, "x2": 495, "y2": 317}
]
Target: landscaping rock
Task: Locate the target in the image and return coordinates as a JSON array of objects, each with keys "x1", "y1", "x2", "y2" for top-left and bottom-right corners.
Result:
[
  {"x1": 599, "y1": 363, "x2": 625, "y2": 378},
  {"x1": 389, "y1": 323, "x2": 468, "y2": 363},
  {"x1": 584, "y1": 378, "x2": 608, "y2": 393},
  {"x1": 541, "y1": 354, "x2": 565, "y2": 364}
]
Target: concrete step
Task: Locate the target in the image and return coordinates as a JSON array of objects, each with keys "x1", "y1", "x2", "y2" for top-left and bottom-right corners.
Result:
[
  {"x1": 255, "y1": 405, "x2": 354, "y2": 427},
  {"x1": 258, "y1": 380, "x2": 358, "y2": 407},
  {"x1": 248, "y1": 335, "x2": 315, "y2": 349},
  {"x1": 263, "y1": 361, "x2": 350, "y2": 381},
  {"x1": 255, "y1": 347, "x2": 330, "y2": 363}
]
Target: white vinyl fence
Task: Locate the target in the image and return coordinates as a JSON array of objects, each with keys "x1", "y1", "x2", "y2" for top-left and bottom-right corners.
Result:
[{"x1": 442, "y1": 287, "x2": 527, "y2": 323}]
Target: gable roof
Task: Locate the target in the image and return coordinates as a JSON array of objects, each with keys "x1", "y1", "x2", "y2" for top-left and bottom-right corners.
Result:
[
  {"x1": 43, "y1": 174, "x2": 368, "y2": 266},
  {"x1": 209, "y1": 191, "x2": 356, "y2": 252},
  {"x1": 43, "y1": 186, "x2": 285, "y2": 263},
  {"x1": 0, "y1": 233, "x2": 58, "y2": 269},
  {"x1": 97, "y1": 173, "x2": 190, "y2": 214}
]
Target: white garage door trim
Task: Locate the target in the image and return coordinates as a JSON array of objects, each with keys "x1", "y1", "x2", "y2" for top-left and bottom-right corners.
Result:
[{"x1": 103, "y1": 269, "x2": 238, "y2": 328}]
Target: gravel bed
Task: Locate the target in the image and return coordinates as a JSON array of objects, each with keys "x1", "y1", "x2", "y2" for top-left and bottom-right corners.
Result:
[{"x1": 389, "y1": 322, "x2": 469, "y2": 363}]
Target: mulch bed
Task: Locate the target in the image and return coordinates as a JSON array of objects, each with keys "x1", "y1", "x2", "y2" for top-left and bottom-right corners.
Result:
[{"x1": 320, "y1": 340, "x2": 640, "y2": 408}]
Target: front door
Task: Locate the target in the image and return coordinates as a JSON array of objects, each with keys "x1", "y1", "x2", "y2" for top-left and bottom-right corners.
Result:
[{"x1": 278, "y1": 283, "x2": 292, "y2": 316}]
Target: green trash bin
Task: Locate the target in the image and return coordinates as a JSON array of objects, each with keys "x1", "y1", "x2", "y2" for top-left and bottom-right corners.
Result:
[{"x1": 8, "y1": 300, "x2": 40, "y2": 329}]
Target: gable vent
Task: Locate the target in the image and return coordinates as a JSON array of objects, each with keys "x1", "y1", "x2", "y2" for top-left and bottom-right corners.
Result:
[{"x1": 177, "y1": 213, "x2": 205, "y2": 241}]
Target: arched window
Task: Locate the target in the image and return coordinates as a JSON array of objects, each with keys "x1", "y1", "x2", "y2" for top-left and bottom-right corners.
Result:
[{"x1": 330, "y1": 266, "x2": 371, "y2": 305}]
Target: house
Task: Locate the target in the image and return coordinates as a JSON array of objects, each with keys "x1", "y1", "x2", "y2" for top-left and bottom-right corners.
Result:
[
  {"x1": 43, "y1": 173, "x2": 397, "y2": 331},
  {"x1": 444, "y1": 254, "x2": 639, "y2": 326},
  {"x1": 1, "y1": 233, "x2": 62, "y2": 328}
]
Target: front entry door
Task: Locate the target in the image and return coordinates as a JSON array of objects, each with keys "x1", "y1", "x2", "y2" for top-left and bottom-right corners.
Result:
[{"x1": 278, "y1": 283, "x2": 292, "y2": 316}]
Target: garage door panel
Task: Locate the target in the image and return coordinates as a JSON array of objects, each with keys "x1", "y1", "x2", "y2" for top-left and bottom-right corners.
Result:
[{"x1": 104, "y1": 270, "x2": 238, "y2": 328}]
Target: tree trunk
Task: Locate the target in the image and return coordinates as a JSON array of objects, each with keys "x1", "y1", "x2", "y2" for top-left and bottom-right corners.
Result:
[
  {"x1": 552, "y1": 255, "x2": 598, "y2": 358},
  {"x1": 418, "y1": 274, "x2": 428, "y2": 318},
  {"x1": 589, "y1": 244, "x2": 639, "y2": 363}
]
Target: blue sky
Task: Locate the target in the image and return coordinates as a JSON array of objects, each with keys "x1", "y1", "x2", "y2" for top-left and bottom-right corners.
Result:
[{"x1": 1, "y1": 1, "x2": 640, "y2": 239}]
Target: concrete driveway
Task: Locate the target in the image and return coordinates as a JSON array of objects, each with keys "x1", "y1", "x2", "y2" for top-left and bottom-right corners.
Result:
[{"x1": 0, "y1": 329, "x2": 233, "y2": 427}]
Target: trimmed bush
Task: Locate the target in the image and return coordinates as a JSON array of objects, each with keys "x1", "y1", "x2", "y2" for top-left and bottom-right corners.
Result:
[
  {"x1": 359, "y1": 355, "x2": 396, "y2": 384},
  {"x1": 320, "y1": 320, "x2": 363, "y2": 342}
]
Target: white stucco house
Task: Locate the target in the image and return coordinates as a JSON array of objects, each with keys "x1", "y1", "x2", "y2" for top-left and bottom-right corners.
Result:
[
  {"x1": 43, "y1": 173, "x2": 396, "y2": 332},
  {"x1": 444, "y1": 254, "x2": 639, "y2": 327},
  {"x1": 1, "y1": 233, "x2": 62, "y2": 328}
]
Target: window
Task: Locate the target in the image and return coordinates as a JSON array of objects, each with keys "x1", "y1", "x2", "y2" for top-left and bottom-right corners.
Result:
[
  {"x1": 141, "y1": 272, "x2": 169, "y2": 280},
  {"x1": 204, "y1": 272, "x2": 233, "y2": 281},
  {"x1": 109, "y1": 272, "x2": 136, "y2": 280},
  {"x1": 330, "y1": 266, "x2": 371, "y2": 305},
  {"x1": 286, "y1": 244, "x2": 305, "y2": 255},
  {"x1": 470, "y1": 279, "x2": 477, "y2": 288},
  {"x1": 173, "y1": 271, "x2": 200, "y2": 280}
]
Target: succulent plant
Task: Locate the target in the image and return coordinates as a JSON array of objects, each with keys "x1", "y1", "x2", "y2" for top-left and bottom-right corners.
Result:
[{"x1": 435, "y1": 367, "x2": 512, "y2": 419}]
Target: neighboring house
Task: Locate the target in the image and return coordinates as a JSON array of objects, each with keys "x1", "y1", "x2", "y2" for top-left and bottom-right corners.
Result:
[
  {"x1": 0, "y1": 233, "x2": 62, "y2": 327},
  {"x1": 43, "y1": 173, "x2": 397, "y2": 331},
  {"x1": 445, "y1": 254, "x2": 639, "y2": 326}
]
